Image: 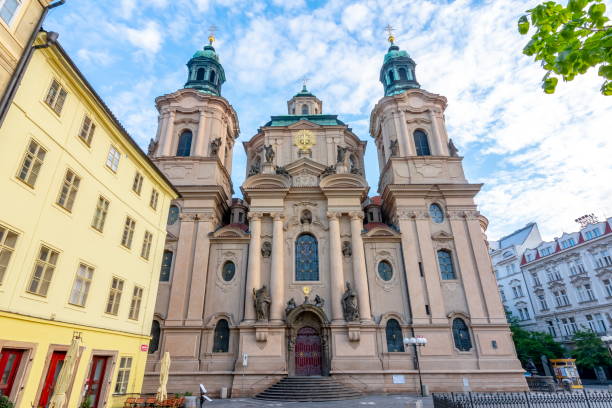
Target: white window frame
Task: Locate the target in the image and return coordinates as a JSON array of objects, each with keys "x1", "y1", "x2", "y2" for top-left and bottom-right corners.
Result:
[
  {"x1": 0, "y1": 0, "x2": 23, "y2": 26},
  {"x1": 0, "y1": 224, "x2": 18, "y2": 285},
  {"x1": 56, "y1": 169, "x2": 81, "y2": 212},
  {"x1": 105, "y1": 277, "x2": 124, "y2": 315},
  {"x1": 106, "y1": 145, "x2": 121, "y2": 172},
  {"x1": 16, "y1": 139, "x2": 46, "y2": 187},
  {"x1": 68, "y1": 263, "x2": 94, "y2": 307},
  {"x1": 120, "y1": 217, "x2": 136, "y2": 249},
  {"x1": 140, "y1": 231, "x2": 152, "y2": 260},
  {"x1": 114, "y1": 356, "x2": 132, "y2": 394},
  {"x1": 128, "y1": 286, "x2": 143, "y2": 320},
  {"x1": 27, "y1": 245, "x2": 59, "y2": 297}
]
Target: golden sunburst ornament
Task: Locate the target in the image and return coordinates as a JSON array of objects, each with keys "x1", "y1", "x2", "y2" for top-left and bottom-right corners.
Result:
[
  {"x1": 302, "y1": 286, "x2": 311, "y2": 296},
  {"x1": 294, "y1": 129, "x2": 316, "y2": 151}
]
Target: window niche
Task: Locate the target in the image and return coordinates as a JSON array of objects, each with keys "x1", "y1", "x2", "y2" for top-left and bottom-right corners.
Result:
[
  {"x1": 176, "y1": 130, "x2": 193, "y2": 157},
  {"x1": 386, "y1": 319, "x2": 405, "y2": 352},
  {"x1": 213, "y1": 319, "x2": 230, "y2": 352},
  {"x1": 452, "y1": 318, "x2": 472, "y2": 351},
  {"x1": 413, "y1": 130, "x2": 431, "y2": 156}
]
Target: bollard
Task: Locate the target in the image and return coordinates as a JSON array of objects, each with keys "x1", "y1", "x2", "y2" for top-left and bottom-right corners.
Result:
[{"x1": 220, "y1": 387, "x2": 228, "y2": 399}]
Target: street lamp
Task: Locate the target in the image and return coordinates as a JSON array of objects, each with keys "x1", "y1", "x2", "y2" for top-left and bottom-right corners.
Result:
[{"x1": 404, "y1": 336, "x2": 428, "y2": 396}]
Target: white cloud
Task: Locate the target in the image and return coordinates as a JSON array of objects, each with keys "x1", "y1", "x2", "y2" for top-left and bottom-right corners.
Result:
[
  {"x1": 76, "y1": 49, "x2": 114, "y2": 66},
  {"x1": 119, "y1": 21, "x2": 164, "y2": 54}
]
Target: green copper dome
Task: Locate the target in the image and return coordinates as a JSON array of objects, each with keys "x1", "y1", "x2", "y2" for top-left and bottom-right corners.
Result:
[
  {"x1": 184, "y1": 43, "x2": 225, "y2": 96},
  {"x1": 383, "y1": 45, "x2": 410, "y2": 63},
  {"x1": 380, "y1": 42, "x2": 420, "y2": 96},
  {"x1": 294, "y1": 84, "x2": 315, "y2": 98},
  {"x1": 192, "y1": 45, "x2": 219, "y2": 61}
]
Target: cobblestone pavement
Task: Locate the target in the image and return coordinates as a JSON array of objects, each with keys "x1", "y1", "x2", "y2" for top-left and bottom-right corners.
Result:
[{"x1": 202, "y1": 395, "x2": 433, "y2": 407}]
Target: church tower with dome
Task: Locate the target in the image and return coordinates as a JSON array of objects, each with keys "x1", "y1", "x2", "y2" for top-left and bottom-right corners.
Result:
[{"x1": 143, "y1": 33, "x2": 526, "y2": 398}]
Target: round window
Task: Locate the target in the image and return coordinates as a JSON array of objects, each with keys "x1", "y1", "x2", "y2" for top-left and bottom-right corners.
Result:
[
  {"x1": 222, "y1": 261, "x2": 236, "y2": 281},
  {"x1": 378, "y1": 261, "x2": 393, "y2": 281},
  {"x1": 429, "y1": 203, "x2": 444, "y2": 223},
  {"x1": 167, "y1": 205, "x2": 180, "y2": 225}
]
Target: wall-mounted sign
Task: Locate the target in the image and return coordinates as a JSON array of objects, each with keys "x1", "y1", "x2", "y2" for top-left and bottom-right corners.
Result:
[
  {"x1": 140, "y1": 344, "x2": 149, "y2": 352},
  {"x1": 392, "y1": 375, "x2": 405, "y2": 384}
]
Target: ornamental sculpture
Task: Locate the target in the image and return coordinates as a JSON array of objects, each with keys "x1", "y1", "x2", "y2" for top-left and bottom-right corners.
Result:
[
  {"x1": 314, "y1": 294, "x2": 325, "y2": 308},
  {"x1": 285, "y1": 298, "x2": 297, "y2": 315},
  {"x1": 342, "y1": 241, "x2": 352, "y2": 257},
  {"x1": 210, "y1": 137, "x2": 222, "y2": 156},
  {"x1": 448, "y1": 138, "x2": 459, "y2": 157},
  {"x1": 342, "y1": 281, "x2": 360, "y2": 322},
  {"x1": 147, "y1": 138, "x2": 158, "y2": 156},
  {"x1": 336, "y1": 145, "x2": 350, "y2": 164},
  {"x1": 248, "y1": 157, "x2": 261, "y2": 176},
  {"x1": 389, "y1": 139, "x2": 399, "y2": 157},
  {"x1": 321, "y1": 165, "x2": 336, "y2": 178},
  {"x1": 253, "y1": 285, "x2": 271, "y2": 321},
  {"x1": 263, "y1": 144, "x2": 275, "y2": 163},
  {"x1": 275, "y1": 166, "x2": 290, "y2": 177},
  {"x1": 261, "y1": 241, "x2": 272, "y2": 258}
]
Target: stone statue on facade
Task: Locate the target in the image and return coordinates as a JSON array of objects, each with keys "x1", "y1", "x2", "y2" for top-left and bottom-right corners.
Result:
[
  {"x1": 275, "y1": 166, "x2": 290, "y2": 177},
  {"x1": 261, "y1": 241, "x2": 272, "y2": 258},
  {"x1": 248, "y1": 157, "x2": 261, "y2": 176},
  {"x1": 285, "y1": 298, "x2": 297, "y2": 315},
  {"x1": 321, "y1": 165, "x2": 336, "y2": 178},
  {"x1": 253, "y1": 285, "x2": 271, "y2": 321},
  {"x1": 448, "y1": 138, "x2": 459, "y2": 157},
  {"x1": 336, "y1": 145, "x2": 350, "y2": 164},
  {"x1": 389, "y1": 139, "x2": 399, "y2": 157},
  {"x1": 314, "y1": 294, "x2": 325, "y2": 308},
  {"x1": 147, "y1": 138, "x2": 158, "y2": 156},
  {"x1": 210, "y1": 137, "x2": 222, "y2": 156},
  {"x1": 342, "y1": 241, "x2": 352, "y2": 257},
  {"x1": 300, "y1": 210, "x2": 312, "y2": 225},
  {"x1": 350, "y1": 166, "x2": 363, "y2": 176},
  {"x1": 341, "y1": 281, "x2": 360, "y2": 322},
  {"x1": 263, "y1": 144, "x2": 275, "y2": 163}
]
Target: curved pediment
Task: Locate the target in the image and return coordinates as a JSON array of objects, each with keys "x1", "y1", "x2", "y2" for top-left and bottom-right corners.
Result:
[
  {"x1": 363, "y1": 223, "x2": 400, "y2": 238},
  {"x1": 432, "y1": 231, "x2": 454, "y2": 241},
  {"x1": 212, "y1": 225, "x2": 249, "y2": 238},
  {"x1": 319, "y1": 173, "x2": 368, "y2": 189},
  {"x1": 242, "y1": 174, "x2": 291, "y2": 190}
]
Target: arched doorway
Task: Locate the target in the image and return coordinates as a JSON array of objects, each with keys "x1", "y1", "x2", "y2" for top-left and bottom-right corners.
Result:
[{"x1": 295, "y1": 327, "x2": 322, "y2": 376}]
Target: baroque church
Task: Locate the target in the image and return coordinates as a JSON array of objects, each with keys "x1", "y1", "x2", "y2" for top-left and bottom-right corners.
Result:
[{"x1": 143, "y1": 32, "x2": 527, "y2": 396}]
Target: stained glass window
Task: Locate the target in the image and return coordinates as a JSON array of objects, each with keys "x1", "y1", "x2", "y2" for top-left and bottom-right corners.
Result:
[
  {"x1": 222, "y1": 261, "x2": 236, "y2": 281},
  {"x1": 414, "y1": 130, "x2": 431, "y2": 156},
  {"x1": 167, "y1": 205, "x2": 179, "y2": 225},
  {"x1": 149, "y1": 320, "x2": 160, "y2": 354},
  {"x1": 438, "y1": 250, "x2": 456, "y2": 280},
  {"x1": 378, "y1": 261, "x2": 393, "y2": 281},
  {"x1": 295, "y1": 234, "x2": 319, "y2": 281},
  {"x1": 160, "y1": 250, "x2": 173, "y2": 281},
  {"x1": 452, "y1": 318, "x2": 472, "y2": 351},
  {"x1": 213, "y1": 319, "x2": 229, "y2": 352},
  {"x1": 176, "y1": 130, "x2": 192, "y2": 156},
  {"x1": 386, "y1": 319, "x2": 404, "y2": 352},
  {"x1": 429, "y1": 203, "x2": 444, "y2": 223}
]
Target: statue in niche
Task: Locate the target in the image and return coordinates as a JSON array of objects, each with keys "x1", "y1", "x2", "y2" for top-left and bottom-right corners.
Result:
[
  {"x1": 261, "y1": 241, "x2": 272, "y2": 258},
  {"x1": 147, "y1": 138, "x2": 158, "y2": 156},
  {"x1": 389, "y1": 139, "x2": 399, "y2": 157},
  {"x1": 342, "y1": 241, "x2": 352, "y2": 257},
  {"x1": 253, "y1": 285, "x2": 271, "y2": 321},
  {"x1": 275, "y1": 166, "x2": 290, "y2": 177},
  {"x1": 303, "y1": 295, "x2": 310, "y2": 304},
  {"x1": 321, "y1": 165, "x2": 336, "y2": 178},
  {"x1": 248, "y1": 156, "x2": 261, "y2": 176},
  {"x1": 336, "y1": 145, "x2": 350, "y2": 164},
  {"x1": 448, "y1": 138, "x2": 459, "y2": 157},
  {"x1": 350, "y1": 166, "x2": 363, "y2": 176},
  {"x1": 341, "y1": 281, "x2": 360, "y2": 322},
  {"x1": 285, "y1": 298, "x2": 297, "y2": 315},
  {"x1": 263, "y1": 144, "x2": 275, "y2": 163},
  {"x1": 210, "y1": 137, "x2": 222, "y2": 156},
  {"x1": 314, "y1": 294, "x2": 325, "y2": 308},
  {"x1": 300, "y1": 210, "x2": 312, "y2": 225}
]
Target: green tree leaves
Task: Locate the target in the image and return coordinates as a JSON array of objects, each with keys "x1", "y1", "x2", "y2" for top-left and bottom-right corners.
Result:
[
  {"x1": 571, "y1": 330, "x2": 612, "y2": 369},
  {"x1": 518, "y1": 0, "x2": 611, "y2": 94},
  {"x1": 509, "y1": 318, "x2": 566, "y2": 366}
]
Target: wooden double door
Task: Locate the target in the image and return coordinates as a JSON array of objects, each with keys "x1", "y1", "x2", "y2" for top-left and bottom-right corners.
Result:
[{"x1": 294, "y1": 327, "x2": 322, "y2": 376}]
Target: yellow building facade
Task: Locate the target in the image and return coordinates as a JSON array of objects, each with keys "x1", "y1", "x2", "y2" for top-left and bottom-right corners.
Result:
[{"x1": 0, "y1": 34, "x2": 178, "y2": 408}]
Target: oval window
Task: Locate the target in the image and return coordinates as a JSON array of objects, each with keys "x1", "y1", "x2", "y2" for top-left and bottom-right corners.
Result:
[
  {"x1": 378, "y1": 261, "x2": 393, "y2": 281},
  {"x1": 222, "y1": 261, "x2": 236, "y2": 281},
  {"x1": 429, "y1": 203, "x2": 444, "y2": 223},
  {"x1": 167, "y1": 205, "x2": 179, "y2": 225}
]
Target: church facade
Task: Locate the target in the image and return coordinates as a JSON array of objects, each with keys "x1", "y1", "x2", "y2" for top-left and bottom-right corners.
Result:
[{"x1": 143, "y1": 35, "x2": 527, "y2": 396}]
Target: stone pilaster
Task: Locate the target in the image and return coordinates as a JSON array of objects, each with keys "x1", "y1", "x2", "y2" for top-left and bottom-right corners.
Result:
[
  {"x1": 193, "y1": 110, "x2": 207, "y2": 156},
  {"x1": 162, "y1": 110, "x2": 176, "y2": 156},
  {"x1": 244, "y1": 212, "x2": 262, "y2": 322},
  {"x1": 327, "y1": 212, "x2": 344, "y2": 322},
  {"x1": 166, "y1": 213, "x2": 196, "y2": 323},
  {"x1": 349, "y1": 211, "x2": 372, "y2": 322},
  {"x1": 397, "y1": 210, "x2": 427, "y2": 323},
  {"x1": 269, "y1": 213, "x2": 285, "y2": 322}
]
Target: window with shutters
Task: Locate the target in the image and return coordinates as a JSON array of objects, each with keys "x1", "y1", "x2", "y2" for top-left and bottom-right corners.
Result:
[
  {"x1": 27, "y1": 245, "x2": 59, "y2": 297},
  {"x1": 78, "y1": 115, "x2": 96, "y2": 146},
  {"x1": 16, "y1": 139, "x2": 46, "y2": 187},
  {"x1": 105, "y1": 277, "x2": 124, "y2": 315},
  {"x1": 91, "y1": 196, "x2": 110, "y2": 232},
  {"x1": 44, "y1": 79, "x2": 67, "y2": 114},
  {"x1": 0, "y1": 224, "x2": 18, "y2": 285},
  {"x1": 128, "y1": 286, "x2": 143, "y2": 320}
]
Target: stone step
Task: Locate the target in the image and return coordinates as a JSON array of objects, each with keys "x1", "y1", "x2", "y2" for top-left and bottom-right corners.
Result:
[{"x1": 255, "y1": 376, "x2": 363, "y2": 402}]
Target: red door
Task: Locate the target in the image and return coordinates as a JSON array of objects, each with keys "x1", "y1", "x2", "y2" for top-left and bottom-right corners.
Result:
[
  {"x1": 295, "y1": 327, "x2": 322, "y2": 376},
  {"x1": 38, "y1": 350, "x2": 66, "y2": 407},
  {"x1": 0, "y1": 348, "x2": 24, "y2": 398},
  {"x1": 83, "y1": 356, "x2": 108, "y2": 408}
]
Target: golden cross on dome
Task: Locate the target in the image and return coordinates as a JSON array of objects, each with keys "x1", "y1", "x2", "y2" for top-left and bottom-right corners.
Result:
[
  {"x1": 208, "y1": 24, "x2": 218, "y2": 45},
  {"x1": 385, "y1": 24, "x2": 395, "y2": 44}
]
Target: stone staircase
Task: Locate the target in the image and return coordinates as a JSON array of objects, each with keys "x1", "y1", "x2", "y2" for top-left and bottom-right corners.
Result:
[{"x1": 254, "y1": 376, "x2": 363, "y2": 402}]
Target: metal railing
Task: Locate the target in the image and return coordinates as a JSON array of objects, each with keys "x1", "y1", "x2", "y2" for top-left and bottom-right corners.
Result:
[{"x1": 433, "y1": 390, "x2": 612, "y2": 408}]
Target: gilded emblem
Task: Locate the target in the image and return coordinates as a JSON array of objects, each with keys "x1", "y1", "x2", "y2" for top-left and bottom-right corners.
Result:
[{"x1": 294, "y1": 129, "x2": 316, "y2": 151}]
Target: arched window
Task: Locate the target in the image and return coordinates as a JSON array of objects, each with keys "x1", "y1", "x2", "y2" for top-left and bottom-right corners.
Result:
[
  {"x1": 167, "y1": 205, "x2": 180, "y2": 225},
  {"x1": 295, "y1": 234, "x2": 319, "y2": 281},
  {"x1": 160, "y1": 250, "x2": 173, "y2": 281},
  {"x1": 301, "y1": 104, "x2": 309, "y2": 115},
  {"x1": 149, "y1": 320, "x2": 160, "y2": 354},
  {"x1": 438, "y1": 250, "x2": 456, "y2": 280},
  {"x1": 378, "y1": 261, "x2": 393, "y2": 281},
  {"x1": 452, "y1": 318, "x2": 472, "y2": 351},
  {"x1": 407, "y1": 69, "x2": 414, "y2": 80},
  {"x1": 386, "y1": 319, "x2": 404, "y2": 352},
  {"x1": 176, "y1": 130, "x2": 192, "y2": 156},
  {"x1": 222, "y1": 261, "x2": 236, "y2": 281},
  {"x1": 209, "y1": 70, "x2": 216, "y2": 84},
  {"x1": 429, "y1": 203, "x2": 444, "y2": 223},
  {"x1": 388, "y1": 70, "x2": 395, "y2": 81},
  {"x1": 413, "y1": 130, "x2": 431, "y2": 156},
  {"x1": 213, "y1": 319, "x2": 230, "y2": 352},
  {"x1": 398, "y1": 67, "x2": 407, "y2": 80},
  {"x1": 196, "y1": 68, "x2": 205, "y2": 80}
]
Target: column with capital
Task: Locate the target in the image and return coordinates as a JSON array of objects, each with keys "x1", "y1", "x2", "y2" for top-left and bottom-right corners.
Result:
[
  {"x1": 166, "y1": 214, "x2": 197, "y2": 323},
  {"x1": 269, "y1": 213, "x2": 285, "y2": 322},
  {"x1": 327, "y1": 212, "x2": 344, "y2": 322},
  {"x1": 185, "y1": 213, "x2": 216, "y2": 324},
  {"x1": 162, "y1": 110, "x2": 176, "y2": 156},
  {"x1": 244, "y1": 212, "x2": 262, "y2": 322},
  {"x1": 193, "y1": 110, "x2": 208, "y2": 156},
  {"x1": 349, "y1": 211, "x2": 372, "y2": 322}
]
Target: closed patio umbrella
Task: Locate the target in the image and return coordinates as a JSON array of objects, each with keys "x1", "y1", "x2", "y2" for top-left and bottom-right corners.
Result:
[
  {"x1": 49, "y1": 333, "x2": 83, "y2": 408},
  {"x1": 156, "y1": 351, "x2": 171, "y2": 402}
]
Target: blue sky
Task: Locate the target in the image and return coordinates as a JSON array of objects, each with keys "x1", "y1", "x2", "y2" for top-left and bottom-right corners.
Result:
[{"x1": 45, "y1": 0, "x2": 612, "y2": 241}]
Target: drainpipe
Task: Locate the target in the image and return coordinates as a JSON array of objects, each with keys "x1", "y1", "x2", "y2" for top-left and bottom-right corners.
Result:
[{"x1": 0, "y1": 0, "x2": 66, "y2": 127}]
